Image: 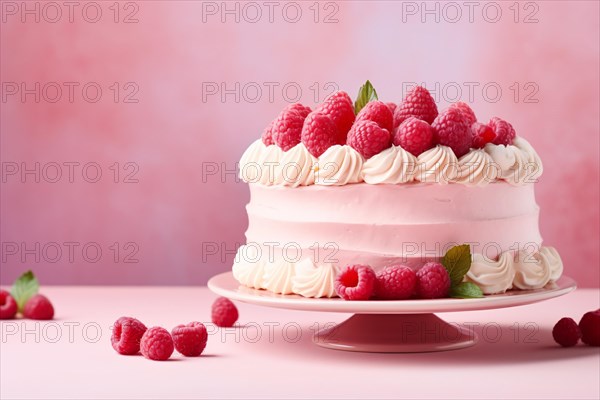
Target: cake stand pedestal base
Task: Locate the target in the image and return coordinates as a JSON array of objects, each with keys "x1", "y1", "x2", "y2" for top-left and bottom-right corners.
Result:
[
  {"x1": 208, "y1": 272, "x2": 576, "y2": 353},
  {"x1": 312, "y1": 313, "x2": 476, "y2": 353}
]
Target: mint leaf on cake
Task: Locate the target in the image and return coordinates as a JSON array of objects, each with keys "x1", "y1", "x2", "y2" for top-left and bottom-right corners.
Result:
[
  {"x1": 442, "y1": 244, "x2": 472, "y2": 287},
  {"x1": 450, "y1": 282, "x2": 484, "y2": 299},
  {"x1": 441, "y1": 244, "x2": 485, "y2": 299},
  {"x1": 354, "y1": 80, "x2": 378, "y2": 114}
]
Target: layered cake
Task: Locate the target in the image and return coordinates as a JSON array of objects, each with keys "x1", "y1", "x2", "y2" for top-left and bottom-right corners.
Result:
[{"x1": 233, "y1": 82, "x2": 563, "y2": 298}]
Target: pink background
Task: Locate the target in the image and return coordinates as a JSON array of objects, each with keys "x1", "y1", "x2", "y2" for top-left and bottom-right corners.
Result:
[{"x1": 1, "y1": 1, "x2": 599, "y2": 286}]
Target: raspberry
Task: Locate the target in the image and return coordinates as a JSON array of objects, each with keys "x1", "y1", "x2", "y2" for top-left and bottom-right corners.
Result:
[
  {"x1": 386, "y1": 102, "x2": 397, "y2": 115},
  {"x1": 315, "y1": 91, "x2": 355, "y2": 137},
  {"x1": 355, "y1": 101, "x2": 394, "y2": 133},
  {"x1": 415, "y1": 262, "x2": 451, "y2": 299},
  {"x1": 471, "y1": 122, "x2": 496, "y2": 149},
  {"x1": 111, "y1": 316, "x2": 148, "y2": 355},
  {"x1": 172, "y1": 322, "x2": 208, "y2": 357},
  {"x1": 347, "y1": 120, "x2": 392, "y2": 159},
  {"x1": 449, "y1": 102, "x2": 477, "y2": 125},
  {"x1": 393, "y1": 117, "x2": 434, "y2": 156},
  {"x1": 375, "y1": 265, "x2": 417, "y2": 300},
  {"x1": 394, "y1": 86, "x2": 438, "y2": 128},
  {"x1": 301, "y1": 111, "x2": 342, "y2": 157},
  {"x1": 261, "y1": 121, "x2": 274, "y2": 146},
  {"x1": 579, "y1": 310, "x2": 600, "y2": 346},
  {"x1": 334, "y1": 265, "x2": 376, "y2": 300},
  {"x1": 488, "y1": 117, "x2": 516, "y2": 146},
  {"x1": 0, "y1": 290, "x2": 17, "y2": 319},
  {"x1": 285, "y1": 103, "x2": 312, "y2": 119},
  {"x1": 272, "y1": 103, "x2": 311, "y2": 151},
  {"x1": 211, "y1": 297, "x2": 239, "y2": 327},
  {"x1": 552, "y1": 317, "x2": 581, "y2": 347},
  {"x1": 23, "y1": 294, "x2": 54, "y2": 320},
  {"x1": 140, "y1": 327, "x2": 174, "y2": 361},
  {"x1": 431, "y1": 107, "x2": 473, "y2": 158}
]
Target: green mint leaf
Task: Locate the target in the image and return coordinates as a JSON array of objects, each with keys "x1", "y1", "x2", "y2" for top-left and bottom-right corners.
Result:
[
  {"x1": 442, "y1": 244, "x2": 472, "y2": 286},
  {"x1": 11, "y1": 270, "x2": 39, "y2": 312},
  {"x1": 354, "y1": 80, "x2": 378, "y2": 114},
  {"x1": 450, "y1": 282, "x2": 484, "y2": 299}
]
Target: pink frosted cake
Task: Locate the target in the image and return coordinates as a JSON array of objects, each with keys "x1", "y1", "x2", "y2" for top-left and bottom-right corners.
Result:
[{"x1": 233, "y1": 82, "x2": 563, "y2": 299}]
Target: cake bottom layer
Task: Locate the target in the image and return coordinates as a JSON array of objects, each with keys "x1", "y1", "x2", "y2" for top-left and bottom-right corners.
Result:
[{"x1": 232, "y1": 245, "x2": 563, "y2": 298}]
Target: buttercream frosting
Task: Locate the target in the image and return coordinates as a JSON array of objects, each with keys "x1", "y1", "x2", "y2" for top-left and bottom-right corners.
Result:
[
  {"x1": 362, "y1": 146, "x2": 417, "y2": 184},
  {"x1": 314, "y1": 145, "x2": 364, "y2": 185},
  {"x1": 414, "y1": 145, "x2": 459, "y2": 184}
]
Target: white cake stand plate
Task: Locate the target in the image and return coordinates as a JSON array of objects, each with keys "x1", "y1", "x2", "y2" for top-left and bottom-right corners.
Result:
[{"x1": 208, "y1": 272, "x2": 576, "y2": 353}]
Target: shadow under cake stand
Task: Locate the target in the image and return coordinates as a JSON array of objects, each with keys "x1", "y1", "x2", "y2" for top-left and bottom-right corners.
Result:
[{"x1": 208, "y1": 272, "x2": 576, "y2": 353}]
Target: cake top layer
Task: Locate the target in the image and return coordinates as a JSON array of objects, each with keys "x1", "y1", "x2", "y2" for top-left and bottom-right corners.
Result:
[{"x1": 241, "y1": 81, "x2": 543, "y2": 187}]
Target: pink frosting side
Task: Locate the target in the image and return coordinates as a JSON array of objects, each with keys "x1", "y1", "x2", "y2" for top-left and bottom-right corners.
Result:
[{"x1": 245, "y1": 182, "x2": 542, "y2": 270}]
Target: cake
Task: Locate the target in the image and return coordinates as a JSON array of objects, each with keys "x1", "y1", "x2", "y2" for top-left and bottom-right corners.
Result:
[{"x1": 233, "y1": 82, "x2": 563, "y2": 299}]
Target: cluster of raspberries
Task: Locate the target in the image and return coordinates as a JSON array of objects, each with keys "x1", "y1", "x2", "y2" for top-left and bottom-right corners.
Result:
[
  {"x1": 0, "y1": 290, "x2": 54, "y2": 320},
  {"x1": 261, "y1": 86, "x2": 515, "y2": 159},
  {"x1": 334, "y1": 263, "x2": 451, "y2": 301},
  {"x1": 552, "y1": 310, "x2": 600, "y2": 348},
  {"x1": 110, "y1": 297, "x2": 238, "y2": 361}
]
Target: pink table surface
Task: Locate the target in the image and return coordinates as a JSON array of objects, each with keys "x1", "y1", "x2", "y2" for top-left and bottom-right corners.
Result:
[{"x1": 1, "y1": 286, "x2": 599, "y2": 400}]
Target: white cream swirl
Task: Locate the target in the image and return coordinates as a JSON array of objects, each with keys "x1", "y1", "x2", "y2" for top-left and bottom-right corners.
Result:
[
  {"x1": 257, "y1": 145, "x2": 284, "y2": 185},
  {"x1": 274, "y1": 144, "x2": 317, "y2": 187},
  {"x1": 314, "y1": 145, "x2": 364, "y2": 186},
  {"x1": 414, "y1": 145, "x2": 459, "y2": 184},
  {"x1": 539, "y1": 246, "x2": 563, "y2": 281},
  {"x1": 484, "y1": 137, "x2": 543, "y2": 186},
  {"x1": 454, "y1": 149, "x2": 499, "y2": 187},
  {"x1": 263, "y1": 260, "x2": 295, "y2": 294},
  {"x1": 232, "y1": 245, "x2": 266, "y2": 289},
  {"x1": 513, "y1": 249, "x2": 551, "y2": 289},
  {"x1": 362, "y1": 146, "x2": 417, "y2": 184},
  {"x1": 466, "y1": 252, "x2": 515, "y2": 294},
  {"x1": 239, "y1": 139, "x2": 267, "y2": 183},
  {"x1": 291, "y1": 259, "x2": 339, "y2": 298},
  {"x1": 513, "y1": 137, "x2": 543, "y2": 183}
]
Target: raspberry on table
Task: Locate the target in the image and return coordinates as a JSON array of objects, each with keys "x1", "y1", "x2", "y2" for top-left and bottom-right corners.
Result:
[
  {"x1": 301, "y1": 111, "x2": 343, "y2": 157},
  {"x1": 394, "y1": 86, "x2": 438, "y2": 128},
  {"x1": 471, "y1": 122, "x2": 496, "y2": 149},
  {"x1": 449, "y1": 102, "x2": 477, "y2": 126},
  {"x1": 111, "y1": 316, "x2": 148, "y2": 355},
  {"x1": 315, "y1": 91, "x2": 356, "y2": 137},
  {"x1": 552, "y1": 317, "x2": 581, "y2": 347},
  {"x1": 375, "y1": 265, "x2": 417, "y2": 300},
  {"x1": 415, "y1": 262, "x2": 451, "y2": 299},
  {"x1": 347, "y1": 120, "x2": 392, "y2": 159},
  {"x1": 272, "y1": 103, "x2": 311, "y2": 151},
  {"x1": 393, "y1": 116, "x2": 434, "y2": 156},
  {"x1": 355, "y1": 100, "x2": 394, "y2": 133},
  {"x1": 140, "y1": 327, "x2": 174, "y2": 361},
  {"x1": 211, "y1": 297, "x2": 239, "y2": 327},
  {"x1": 335, "y1": 265, "x2": 376, "y2": 300},
  {"x1": 431, "y1": 107, "x2": 473, "y2": 158},
  {"x1": 0, "y1": 290, "x2": 18, "y2": 320},
  {"x1": 579, "y1": 309, "x2": 600, "y2": 346},
  {"x1": 23, "y1": 294, "x2": 54, "y2": 320},
  {"x1": 488, "y1": 117, "x2": 516, "y2": 146},
  {"x1": 172, "y1": 322, "x2": 208, "y2": 357}
]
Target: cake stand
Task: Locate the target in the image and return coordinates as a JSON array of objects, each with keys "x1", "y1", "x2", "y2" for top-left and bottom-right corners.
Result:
[{"x1": 208, "y1": 272, "x2": 576, "y2": 353}]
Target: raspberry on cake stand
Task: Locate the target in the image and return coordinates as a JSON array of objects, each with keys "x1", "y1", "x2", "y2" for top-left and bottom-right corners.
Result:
[{"x1": 208, "y1": 272, "x2": 576, "y2": 353}]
